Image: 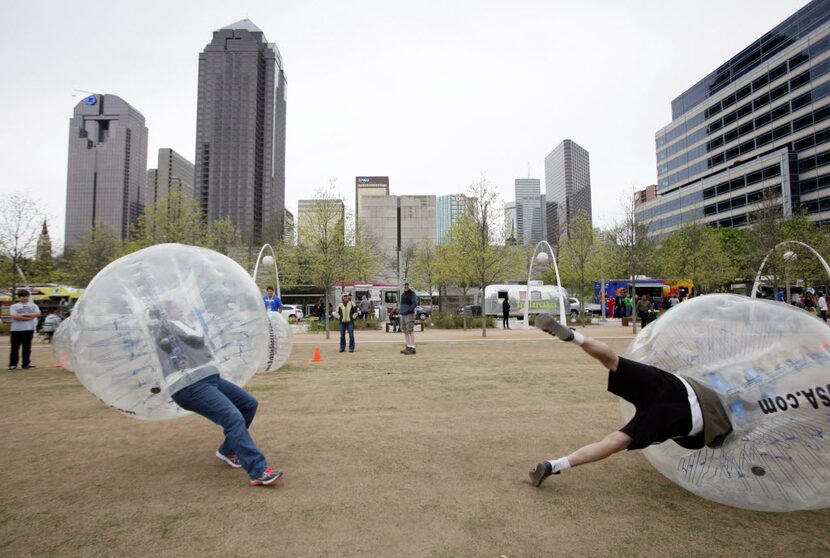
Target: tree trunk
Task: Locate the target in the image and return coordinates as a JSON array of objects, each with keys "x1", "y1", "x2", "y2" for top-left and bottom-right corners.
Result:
[{"x1": 324, "y1": 288, "x2": 331, "y2": 340}]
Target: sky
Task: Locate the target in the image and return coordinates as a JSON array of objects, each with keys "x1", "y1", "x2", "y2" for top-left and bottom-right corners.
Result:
[{"x1": 0, "y1": 0, "x2": 810, "y2": 248}]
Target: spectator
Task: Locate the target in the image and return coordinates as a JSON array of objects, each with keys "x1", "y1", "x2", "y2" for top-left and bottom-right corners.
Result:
[
  {"x1": 623, "y1": 294, "x2": 633, "y2": 317},
  {"x1": 41, "y1": 308, "x2": 63, "y2": 343},
  {"x1": 502, "y1": 296, "x2": 511, "y2": 329},
  {"x1": 333, "y1": 293, "x2": 359, "y2": 353},
  {"x1": 818, "y1": 291, "x2": 828, "y2": 323},
  {"x1": 358, "y1": 296, "x2": 371, "y2": 320},
  {"x1": 636, "y1": 294, "x2": 653, "y2": 329},
  {"x1": 669, "y1": 293, "x2": 680, "y2": 309},
  {"x1": 9, "y1": 290, "x2": 41, "y2": 371},
  {"x1": 313, "y1": 298, "x2": 325, "y2": 320},
  {"x1": 399, "y1": 281, "x2": 420, "y2": 355},
  {"x1": 263, "y1": 287, "x2": 283, "y2": 313}
]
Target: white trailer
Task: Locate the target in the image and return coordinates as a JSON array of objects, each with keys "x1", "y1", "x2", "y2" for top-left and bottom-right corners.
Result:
[{"x1": 482, "y1": 283, "x2": 571, "y2": 319}]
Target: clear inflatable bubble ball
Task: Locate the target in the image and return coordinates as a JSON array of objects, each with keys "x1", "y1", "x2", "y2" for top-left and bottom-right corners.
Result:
[
  {"x1": 53, "y1": 244, "x2": 284, "y2": 421},
  {"x1": 623, "y1": 294, "x2": 830, "y2": 511}
]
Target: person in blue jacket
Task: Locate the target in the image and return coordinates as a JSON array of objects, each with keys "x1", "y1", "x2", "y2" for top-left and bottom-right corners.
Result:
[
  {"x1": 399, "y1": 281, "x2": 420, "y2": 355},
  {"x1": 263, "y1": 287, "x2": 283, "y2": 312}
]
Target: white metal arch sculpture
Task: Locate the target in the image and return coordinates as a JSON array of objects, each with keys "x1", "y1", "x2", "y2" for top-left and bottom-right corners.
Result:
[
  {"x1": 750, "y1": 240, "x2": 830, "y2": 299},
  {"x1": 252, "y1": 243, "x2": 281, "y2": 296},
  {"x1": 523, "y1": 240, "x2": 567, "y2": 328}
]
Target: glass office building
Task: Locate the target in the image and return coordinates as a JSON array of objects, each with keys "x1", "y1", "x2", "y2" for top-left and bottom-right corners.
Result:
[{"x1": 638, "y1": 0, "x2": 830, "y2": 237}]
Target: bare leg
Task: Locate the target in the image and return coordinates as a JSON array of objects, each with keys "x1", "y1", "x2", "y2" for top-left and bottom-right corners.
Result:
[
  {"x1": 566, "y1": 430, "x2": 631, "y2": 467},
  {"x1": 579, "y1": 337, "x2": 620, "y2": 373},
  {"x1": 530, "y1": 431, "x2": 632, "y2": 486}
]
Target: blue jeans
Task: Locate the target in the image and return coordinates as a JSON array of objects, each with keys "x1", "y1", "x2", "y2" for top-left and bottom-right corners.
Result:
[
  {"x1": 171, "y1": 374, "x2": 267, "y2": 479},
  {"x1": 339, "y1": 321, "x2": 355, "y2": 351}
]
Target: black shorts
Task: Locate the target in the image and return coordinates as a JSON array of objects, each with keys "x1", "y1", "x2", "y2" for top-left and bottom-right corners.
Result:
[{"x1": 608, "y1": 357, "x2": 692, "y2": 450}]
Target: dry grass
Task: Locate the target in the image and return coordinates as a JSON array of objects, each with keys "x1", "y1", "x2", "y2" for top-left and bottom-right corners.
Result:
[{"x1": 1, "y1": 325, "x2": 828, "y2": 557}]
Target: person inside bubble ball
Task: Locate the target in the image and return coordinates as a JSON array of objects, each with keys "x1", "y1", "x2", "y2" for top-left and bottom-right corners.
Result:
[
  {"x1": 150, "y1": 300, "x2": 283, "y2": 486},
  {"x1": 528, "y1": 314, "x2": 732, "y2": 487}
]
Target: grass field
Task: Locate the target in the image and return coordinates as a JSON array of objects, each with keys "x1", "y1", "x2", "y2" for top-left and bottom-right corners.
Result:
[{"x1": 1, "y1": 324, "x2": 828, "y2": 557}]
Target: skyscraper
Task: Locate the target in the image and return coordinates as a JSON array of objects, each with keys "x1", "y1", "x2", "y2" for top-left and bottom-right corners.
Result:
[
  {"x1": 146, "y1": 148, "x2": 195, "y2": 207},
  {"x1": 296, "y1": 199, "x2": 345, "y2": 245},
  {"x1": 514, "y1": 178, "x2": 543, "y2": 246},
  {"x1": 194, "y1": 19, "x2": 287, "y2": 244},
  {"x1": 638, "y1": 0, "x2": 830, "y2": 238},
  {"x1": 64, "y1": 94, "x2": 148, "y2": 251},
  {"x1": 544, "y1": 139, "x2": 592, "y2": 244},
  {"x1": 355, "y1": 176, "x2": 390, "y2": 223}
]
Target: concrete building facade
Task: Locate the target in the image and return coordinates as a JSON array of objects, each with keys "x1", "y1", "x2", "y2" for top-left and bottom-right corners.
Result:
[
  {"x1": 194, "y1": 19, "x2": 287, "y2": 244},
  {"x1": 64, "y1": 93, "x2": 148, "y2": 251},
  {"x1": 544, "y1": 139, "x2": 592, "y2": 244},
  {"x1": 355, "y1": 176, "x2": 390, "y2": 223},
  {"x1": 639, "y1": 0, "x2": 830, "y2": 238},
  {"x1": 360, "y1": 195, "x2": 436, "y2": 283}
]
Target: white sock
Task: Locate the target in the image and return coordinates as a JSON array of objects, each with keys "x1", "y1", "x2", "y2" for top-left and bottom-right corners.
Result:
[
  {"x1": 572, "y1": 331, "x2": 585, "y2": 345},
  {"x1": 547, "y1": 457, "x2": 571, "y2": 473}
]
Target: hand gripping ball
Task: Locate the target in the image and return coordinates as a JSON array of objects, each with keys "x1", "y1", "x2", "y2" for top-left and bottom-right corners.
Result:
[
  {"x1": 623, "y1": 294, "x2": 830, "y2": 511},
  {"x1": 53, "y1": 244, "x2": 290, "y2": 421}
]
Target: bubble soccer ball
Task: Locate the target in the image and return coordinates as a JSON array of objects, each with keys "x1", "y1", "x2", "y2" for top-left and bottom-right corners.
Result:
[
  {"x1": 536, "y1": 252, "x2": 549, "y2": 264},
  {"x1": 623, "y1": 294, "x2": 830, "y2": 511},
  {"x1": 261, "y1": 255, "x2": 275, "y2": 267},
  {"x1": 53, "y1": 244, "x2": 287, "y2": 421},
  {"x1": 262, "y1": 311, "x2": 294, "y2": 373}
]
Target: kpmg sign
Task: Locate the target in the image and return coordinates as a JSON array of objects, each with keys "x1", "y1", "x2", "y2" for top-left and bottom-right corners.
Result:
[{"x1": 356, "y1": 176, "x2": 389, "y2": 186}]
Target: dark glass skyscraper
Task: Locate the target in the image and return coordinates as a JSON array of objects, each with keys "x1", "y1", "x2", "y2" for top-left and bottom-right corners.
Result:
[
  {"x1": 64, "y1": 94, "x2": 148, "y2": 252},
  {"x1": 195, "y1": 19, "x2": 287, "y2": 243},
  {"x1": 544, "y1": 139, "x2": 592, "y2": 244}
]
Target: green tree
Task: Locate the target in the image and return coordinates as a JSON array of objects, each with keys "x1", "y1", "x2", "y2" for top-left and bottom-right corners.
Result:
[
  {"x1": 656, "y1": 223, "x2": 735, "y2": 293},
  {"x1": 608, "y1": 193, "x2": 655, "y2": 333},
  {"x1": 555, "y1": 212, "x2": 601, "y2": 326},
  {"x1": 64, "y1": 224, "x2": 123, "y2": 287},
  {"x1": 409, "y1": 239, "x2": 438, "y2": 308},
  {"x1": 127, "y1": 191, "x2": 208, "y2": 249},
  {"x1": 449, "y1": 176, "x2": 514, "y2": 337}
]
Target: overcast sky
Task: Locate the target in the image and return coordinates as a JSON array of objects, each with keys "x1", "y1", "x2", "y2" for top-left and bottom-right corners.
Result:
[{"x1": 0, "y1": 0, "x2": 810, "y2": 247}]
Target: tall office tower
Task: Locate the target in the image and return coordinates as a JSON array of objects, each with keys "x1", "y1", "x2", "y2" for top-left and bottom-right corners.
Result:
[
  {"x1": 64, "y1": 94, "x2": 148, "y2": 252},
  {"x1": 355, "y1": 176, "x2": 390, "y2": 223},
  {"x1": 504, "y1": 201, "x2": 518, "y2": 245},
  {"x1": 544, "y1": 140, "x2": 592, "y2": 245},
  {"x1": 361, "y1": 195, "x2": 436, "y2": 282},
  {"x1": 514, "y1": 178, "x2": 543, "y2": 246},
  {"x1": 639, "y1": 0, "x2": 830, "y2": 238},
  {"x1": 145, "y1": 148, "x2": 195, "y2": 207},
  {"x1": 545, "y1": 201, "x2": 559, "y2": 247},
  {"x1": 296, "y1": 199, "x2": 345, "y2": 245},
  {"x1": 436, "y1": 194, "x2": 470, "y2": 244},
  {"x1": 194, "y1": 19, "x2": 287, "y2": 244}
]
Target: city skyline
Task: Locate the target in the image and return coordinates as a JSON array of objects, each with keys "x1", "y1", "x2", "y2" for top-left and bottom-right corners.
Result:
[{"x1": 0, "y1": 0, "x2": 809, "y2": 249}]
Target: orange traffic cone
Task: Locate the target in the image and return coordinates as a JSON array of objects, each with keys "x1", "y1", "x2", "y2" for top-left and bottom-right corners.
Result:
[{"x1": 312, "y1": 347, "x2": 322, "y2": 362}]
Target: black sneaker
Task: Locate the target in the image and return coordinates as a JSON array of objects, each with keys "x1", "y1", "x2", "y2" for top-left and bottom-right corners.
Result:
[
  {"x1": 215, "y1": 450, "x2": 242, "y2": 468},
  {"x1": 529, "y1": 461, "x2": 559, "y2": 487},
  {"x1": 534, "y1": 314, "x2": 574, "y2": 342},
  {"x1": 7, "y1": 366, "x2": 16, "y2": 371},
  {"x1": 400, "y1": 348, "x2": 409, "y2": 354},
  {"x1": 22, "y1": 365, "x2": 36, "y2": 370},
  {"x1": 250, "y1": 467, "x2": 284, "y2": 486}
]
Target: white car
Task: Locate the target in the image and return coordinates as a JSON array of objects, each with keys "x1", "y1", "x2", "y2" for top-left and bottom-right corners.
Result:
[
  {"x1": 569, "y1": 297, "x2": 580, "y2": 317},
  {"x1": 280, "y1": 304, "x2": 304, "y2": 319}
]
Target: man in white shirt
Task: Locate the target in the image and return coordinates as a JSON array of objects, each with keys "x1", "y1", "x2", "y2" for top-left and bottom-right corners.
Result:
[
  {"x1": 818, "y1": 292, "x2": 828, "y2": 323},
  {"x1": 8, "y1": 289, "x2": 41, "y2": 371}
]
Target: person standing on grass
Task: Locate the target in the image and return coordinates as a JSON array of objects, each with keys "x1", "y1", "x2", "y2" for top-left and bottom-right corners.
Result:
[
  {"x1": 528, "y1": 314, "x2": 732, "y2": 487},
  {"x1": 818, "y1": 291, "x2": 828, "y2": 323},
  {"x1": 8, "y1": 290, "x2": 41, "y2": 371},
  {"x1": 263, "y1": 286, "x2": 283, "y2": 313},
  {"x1": 502, "y1": 296, "x2": 511, "y2": 329},
  {"x1": 399, "y1": 281, "x2": 419, "y2": 355},
  {"x1": 333, "y1": 293, "x2": 359, "y2": 352}
]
